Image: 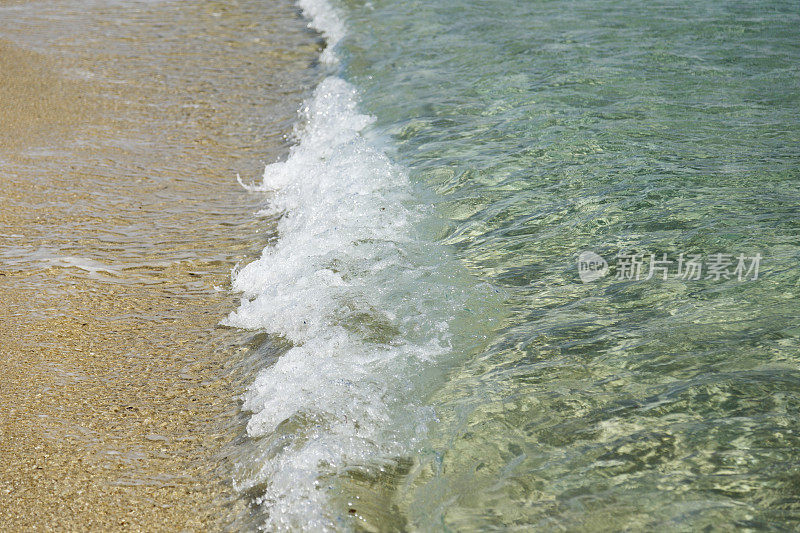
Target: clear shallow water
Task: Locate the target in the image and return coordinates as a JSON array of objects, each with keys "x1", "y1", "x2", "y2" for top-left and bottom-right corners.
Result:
[
  {"x1": 0, "y1": 0, "x2": 320, "y2": 527},
  {"x1": 232, "y1": 0, "x2": 800, "y2": 530}
]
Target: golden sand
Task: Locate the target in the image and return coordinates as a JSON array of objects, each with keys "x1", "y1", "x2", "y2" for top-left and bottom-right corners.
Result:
[
  {"x1": 0, "y1": 40, "x2": 89, "y2": 147},
  {"x1": 0, "y1": 0, "x2": 319, "y2": 529}
]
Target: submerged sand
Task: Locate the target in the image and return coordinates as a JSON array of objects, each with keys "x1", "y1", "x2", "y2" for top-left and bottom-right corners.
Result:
[{"x1": 0, "y1": 0, "x2": 319, "y2": 529}]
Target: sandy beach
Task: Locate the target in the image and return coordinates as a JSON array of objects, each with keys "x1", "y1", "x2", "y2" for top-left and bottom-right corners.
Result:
[{"x1": 0, "y1": 0, "x2": 318, "y2": 528}]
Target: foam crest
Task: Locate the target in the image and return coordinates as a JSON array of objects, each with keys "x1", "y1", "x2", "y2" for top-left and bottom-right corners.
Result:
[
  {"x1": 226, "y1": 73, "x2": 462, "y2": 533},
  {"x1": 223, "y1": 1, "x2": 481, "y2": 529},
  {"x1": 297, "y1": 0, "x2": 345, "y2": 64}
]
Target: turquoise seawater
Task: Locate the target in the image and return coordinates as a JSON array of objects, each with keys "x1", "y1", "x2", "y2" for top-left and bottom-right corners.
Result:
[{"x1": 331, "y1": 0, "x2": 800, "y2": 530}]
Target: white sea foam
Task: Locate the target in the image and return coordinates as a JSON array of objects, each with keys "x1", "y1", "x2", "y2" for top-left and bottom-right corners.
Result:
[
  {"x1": 298, "y1": 0, "x2": 345, "y2": 65},
  {"x1": 224, "y1": 0, "x2": 477, "y2": 530}
]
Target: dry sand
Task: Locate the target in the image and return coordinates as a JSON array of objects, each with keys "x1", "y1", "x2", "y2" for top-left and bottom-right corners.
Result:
[{"x1": 0, "y1": 0, "x2": 319, "y2": 529}]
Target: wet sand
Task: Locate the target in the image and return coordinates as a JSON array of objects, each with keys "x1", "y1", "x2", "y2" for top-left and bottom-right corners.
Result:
[{"x1": 0, "y1": 0, "x2": 319, "y2": 529}]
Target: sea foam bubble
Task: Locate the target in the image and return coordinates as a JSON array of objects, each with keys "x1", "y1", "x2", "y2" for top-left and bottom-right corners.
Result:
[{"x1": 223, "y1": 2, "x2": 472, "y2": 528}]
